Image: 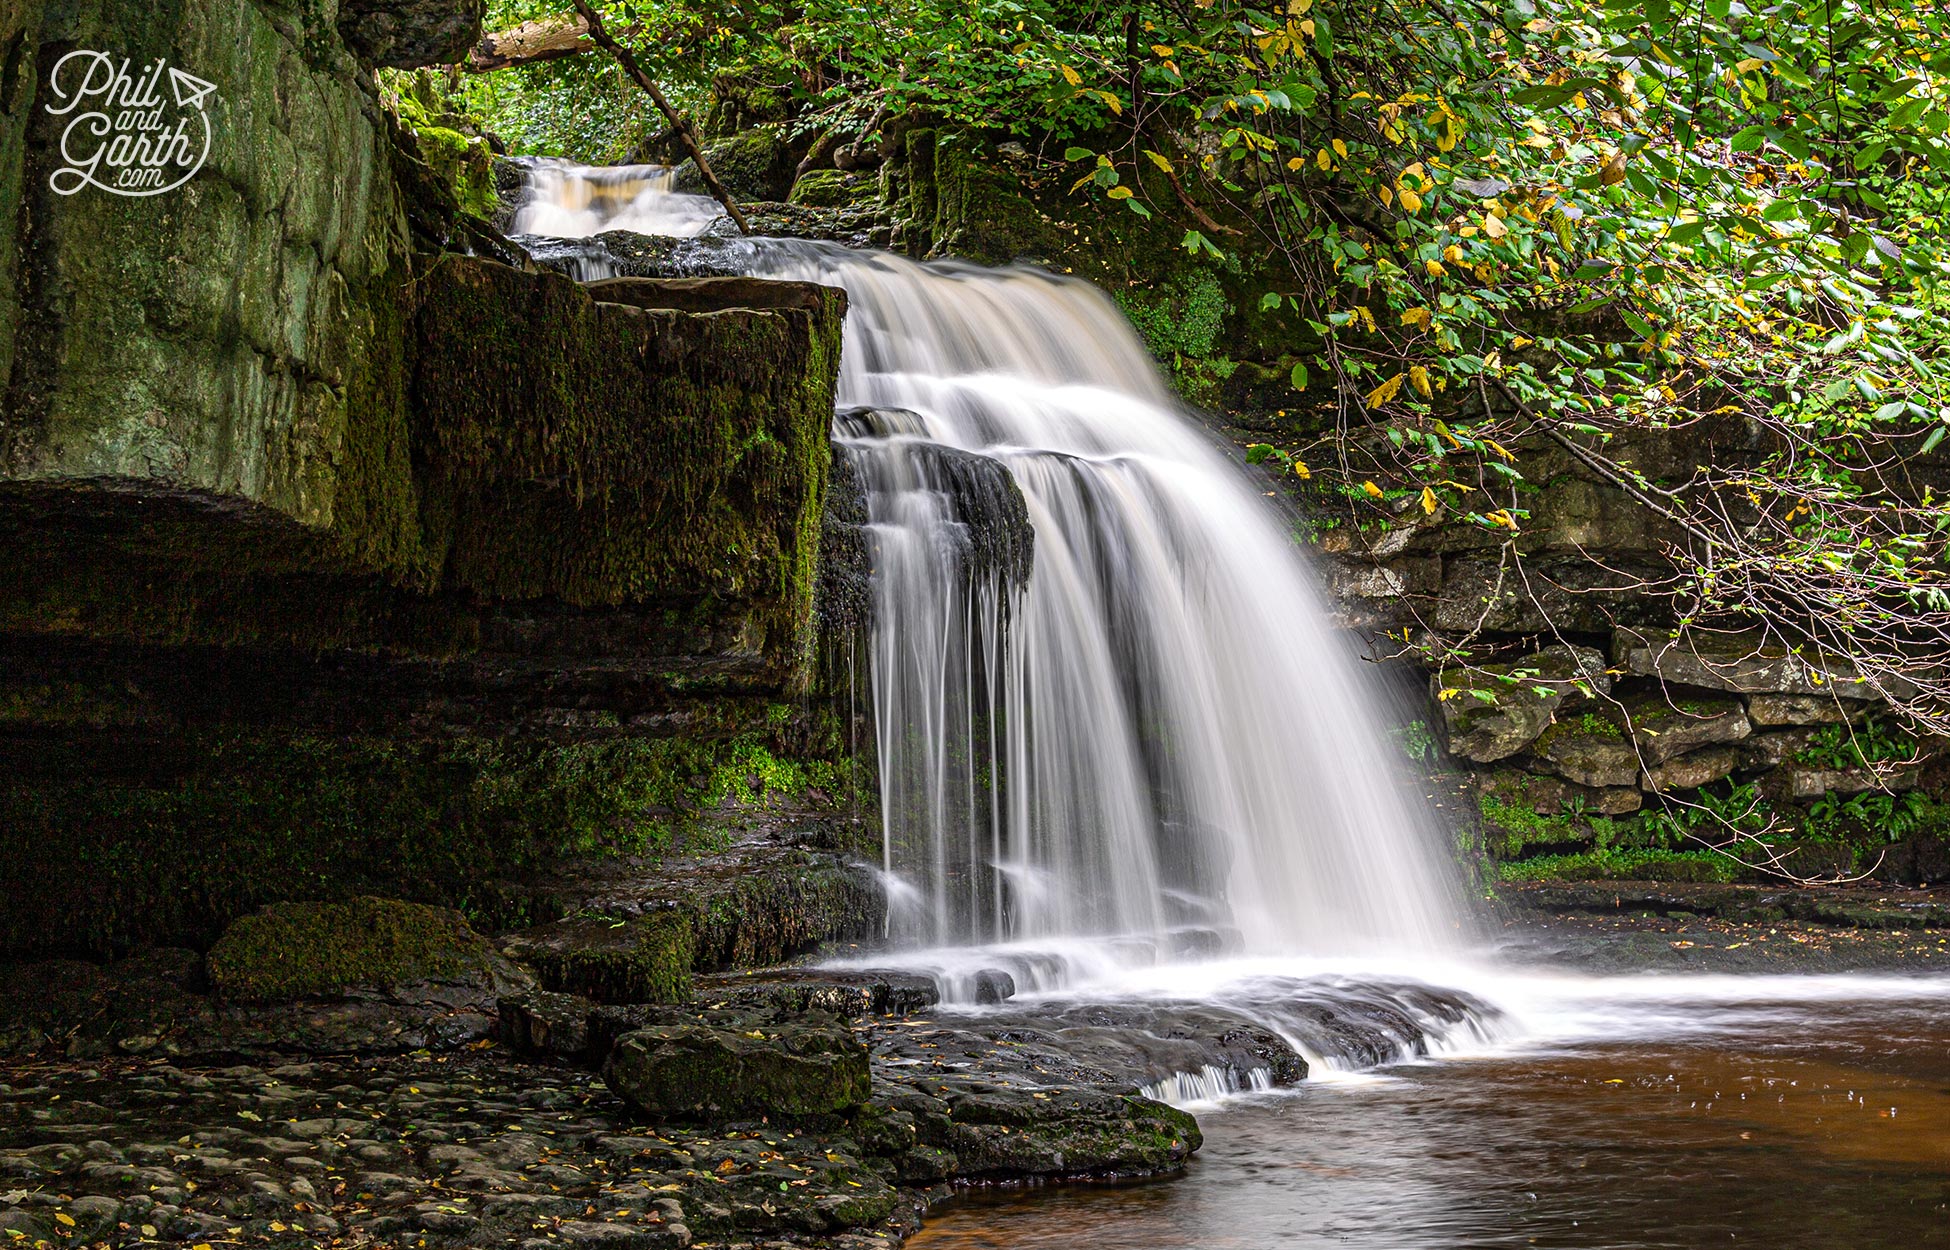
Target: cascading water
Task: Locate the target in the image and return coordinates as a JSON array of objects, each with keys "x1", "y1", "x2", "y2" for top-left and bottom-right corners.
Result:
[
  {"x1": 508, "y1": 158, "x2": 724, "y2": 239},
  {"x1": 746, "y1": 243, "x2": 1468, "y2": 958},
  {"x1": 507, "y1": 165, "x2": 1492, "y2": 1074},
  {"x1": 508, "y1": 183, "x2": 1470, "y2": 959}
]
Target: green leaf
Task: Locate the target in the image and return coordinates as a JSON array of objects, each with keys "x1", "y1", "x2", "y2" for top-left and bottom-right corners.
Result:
[
  {"x1": 1260, "y1": 292, "x2": 1282, "y2": 311},
  {"x1": 1290, "y1": 362, "x2": 1310, "y2": 391},
  {"x1": 1245, "y1": 443, "x2": 1277, "y2": 464},
  {"x1": 1063, "y1": 147, "x2": 1094, "y2": 162}
]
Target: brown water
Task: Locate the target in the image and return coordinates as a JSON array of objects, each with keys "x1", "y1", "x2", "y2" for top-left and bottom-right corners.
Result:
[{"x1": 911, "y1": 995, "x2": 1950, "y2": 1250}]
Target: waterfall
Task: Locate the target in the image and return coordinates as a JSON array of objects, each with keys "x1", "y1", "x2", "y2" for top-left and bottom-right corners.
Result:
[{"x1": 509, "y1": 177, "x2": 1471, "y2": 962}]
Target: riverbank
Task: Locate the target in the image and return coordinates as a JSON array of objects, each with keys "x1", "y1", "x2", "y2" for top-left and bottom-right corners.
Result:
[{"x1": 2, "y1": 889, "x2": 1943, "y2": 1249}]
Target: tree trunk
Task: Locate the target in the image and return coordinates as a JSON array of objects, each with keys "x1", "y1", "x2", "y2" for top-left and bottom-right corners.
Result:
[{"x1": 468, "y1": 13, "x2": 594, "y2": 73}]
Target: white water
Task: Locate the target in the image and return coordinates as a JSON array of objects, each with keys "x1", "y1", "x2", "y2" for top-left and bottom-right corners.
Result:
[
  {"x1": 510, "y1": 159, "x2": 723, "y2": 238},
  {"x1": 506, "y1": 166, "x2": 1950, "y2": 1106},
  {"x1": 753, "y1": 243, "x2": 1469, "y2": 958}
]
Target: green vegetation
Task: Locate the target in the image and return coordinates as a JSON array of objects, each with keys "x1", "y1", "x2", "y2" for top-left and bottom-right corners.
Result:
[
  {"x1": 207, "y1": 898, "x2": 499, "y2": 1003},
  {"x1": 461, "y1": 0, "x2": 1950, "y2": 733},
  {"x1": 1496, "y1": 847, "x2": 1737, "y2": 884},
  {"x1": 0, "y1": 722, "x2": 864, "y2": 960}
]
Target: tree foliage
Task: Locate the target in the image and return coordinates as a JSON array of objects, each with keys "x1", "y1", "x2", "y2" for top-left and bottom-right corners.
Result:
[{"x1": 466, "y1": 0, "x2": 1950, "y2": 866}]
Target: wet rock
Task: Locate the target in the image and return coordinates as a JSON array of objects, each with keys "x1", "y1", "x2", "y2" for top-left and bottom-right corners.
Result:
[
  {"x1": 1739, "y1": 728, "x2": 1823, "y2": 770},
  {"x1": 1612, "y1": 627, "x2": 1899, "y2": 701},
  {"x1": 884, "y1": 1081, "x2": 1200, "y2": 1181},
  {"x1": 1747, "y1": 694, "x2": 1867, "y2": 727},
  {"x1": 338, "y1": 0, "x2": 485, "y2": 67},
  {"x1": 604, "y1": 1023, "x2": 872, "y2": 1123},
  {"x1": 1626, "y1": 694, "x2": 1750, "y2": 764},
  {"x1": 1531, "y1": 714, "x2": 1640, "y2": 788},
  {"x1": 500, "y1": 989, "x2": 596, "y2": 1058},
  {"x1": 1643, "y1": 746, "x2": 1741, "y2": 791},
  {"x1": 693, "y1": 969, "x2": 939, "y2": 1017},
  {"x1": 969, "y1": 969, "x2": 1017, "y2": 1005},
  {"x1": 506, "y1": 914, "x2": 696, "y2": 1005},
  {"x1": 1432, "y1": 644, "x2": 1610, "y2": 763}
]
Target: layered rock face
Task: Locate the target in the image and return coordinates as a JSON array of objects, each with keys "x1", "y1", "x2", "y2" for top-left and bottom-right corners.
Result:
[{"x1": 0, "y1": 0, "x2": 866, "y2": 959}]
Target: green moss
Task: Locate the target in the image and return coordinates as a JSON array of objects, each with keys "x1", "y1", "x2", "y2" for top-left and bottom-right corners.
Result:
[
  {"x1": 207, "y1": 897, "x2": 494, "y2": 1003},
  {"x1": 1115, "y1": 271, "x2": 1229, "y2": 361},
  {"x1": 789, "y1": 169, "x2": 877, "y2": 208},
  {"x1": 525, "y1": 913, "x2": 697, "y2": 1004},
  {"x1": 1496, "y1": 848, "x2": 1737, "y2": 884},
  {"x1": 1576, "y1": 711, "x2": 1623, "y2": 739},
  {"x1": 0, "y1": 722, "x2": 864, "y2": 959},
  {"x1": 414, "y1": 126, "x2": 499, "y2": 219},
  {"x1": 409, "y1": 259, "x2": 843, "y2": 682}
]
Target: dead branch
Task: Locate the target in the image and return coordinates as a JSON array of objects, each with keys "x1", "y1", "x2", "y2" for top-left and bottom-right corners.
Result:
[{"x1": 468, "y1": 13, "x2": 596, "y2": 72}]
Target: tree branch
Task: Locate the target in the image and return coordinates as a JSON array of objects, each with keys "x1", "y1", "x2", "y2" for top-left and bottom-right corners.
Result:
[{"x1": 565, "y1": 0, "x2": 751, "y2": 236}]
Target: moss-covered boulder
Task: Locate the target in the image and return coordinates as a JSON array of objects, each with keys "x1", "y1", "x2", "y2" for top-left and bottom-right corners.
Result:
[
  {"x1": 508, "y1": 913, "x2": 698, "y2": 1005},
  {"x1": 207, "y1": 897, "x2": 528, "y2": 1003},
  {"x1": 1531, "y1": 713, "x2": 1641, "y2": 788},
  {"x1": 604, "y1": 1021, "x2": 871, "y2": 1122},
  {"x1": 675, "y1": 128, "x2": 798, "y2": 201},
  {"x1": 788, "y1": 169, "x2": 878, "y2": 209}
]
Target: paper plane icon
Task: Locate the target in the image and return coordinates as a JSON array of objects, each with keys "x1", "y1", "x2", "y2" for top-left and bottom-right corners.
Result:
[{"x1": 168, "y1": 66, "x2": 217, "y2": 110}]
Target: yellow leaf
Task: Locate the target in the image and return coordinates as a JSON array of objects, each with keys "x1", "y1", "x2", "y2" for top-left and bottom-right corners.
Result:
[
  {"x1": 1437, "y1": 687, "x2": 1461, "y2": 701},
  {"x1": 1380, "y1": 183, "x2": 1394, "y2": 205},
  {"x1": 1487, "y1": 440, "x2": 1516, "y2": 461},
  {"x1": 1143, "y1": 149, "x2": 1174, "y2": 174},
  {"x1": 1287, "y1": 156, "x2": 1306, "y2": 171},
  {"x1": 1401, "y1": 307, "x2": 1432, "y2": 330},
  {"x1": 1362, "y1": 480, "x2": 1385, "y2": 497},
  {"x1": 1365, "y1": 373, "x2": 1406, "y2": 409},
  {"x1": 1060, "y1": 64, "x2": 1081, "y2": 86},
  {"x1": 1150, "y1": 44, "x2": 1174, "y2": 56},
  {"x1": 1316, "y1": 148, "x2": 1332, "y2": 171},
  {"x1": 1106, "y1": 185, "x2": 1134, "y2": 199},
  {"x1": 1400, "y1": 161, "x2": 1427, "y2": 185},
  {"x1": 1292, "y1": 459, "x2": 1312, "y2": 479},
  {"x1": 1354, "y1": 306, "x2": 1377, "y2": 332},
  {"x1": 1735, "y1": 56, "x2": 1764, "y2": 72},
  {"x1": 55, "y1": 1215, "x2": 76, "y2": 1228},
  {"x1": 1300, "y1": 18, "x2": 1316, "y2": 35},
  {"x1": 1481, "y1": 213, "x2": 1508, "y2": 239},
  {"x1": 1424, "y1": 258, "x2": 1445, "y2": 277},
  {"x1": 1410, "y1": 365, "x2": 1433, "y2": 398},
  {"x1": 1421, "y1": 486, "x2": 1438, "y2": 515},
  {"x1": 1331, "y1": 139, "x2": 1348, "y2": 159},
  {"x1": 1598, "y1": 150, "x2": 1627, "y2": 185},
  {"x1": 1443, "y1": 244, "x2": 1464, "y2": 263},
  {"x1": 1399, "y1": 188, "x2": 1422, "y2": 212},
  {"x1": 1287, "y1": 0, "x2": 1311, "y2": 12}
]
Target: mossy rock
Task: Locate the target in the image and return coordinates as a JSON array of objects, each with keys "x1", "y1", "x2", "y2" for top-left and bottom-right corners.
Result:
[
  {"x1": 207, "y1": 897, "x2": 517, "y2": 1003},
  {"x1": 603, "y1": 1021, "x2": 871, "y2": 1122},
  {"x1": 510, "y1": 913, "x2": 698, "y2": 1005},
  {"x1": 676, "y1": 128, "x2": 798, "y2": 201},
  {"x1": 413, "y1": 125, "x2": 499, "y2": 219},
  {"x1": 788, "y1": 169, "x2": 878, "y2": 209}
]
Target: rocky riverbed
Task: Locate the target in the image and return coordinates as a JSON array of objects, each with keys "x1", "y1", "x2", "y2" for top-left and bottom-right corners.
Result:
[{"x1": 2, "y1": 880, "x2": 1942, "y2": 1250}]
